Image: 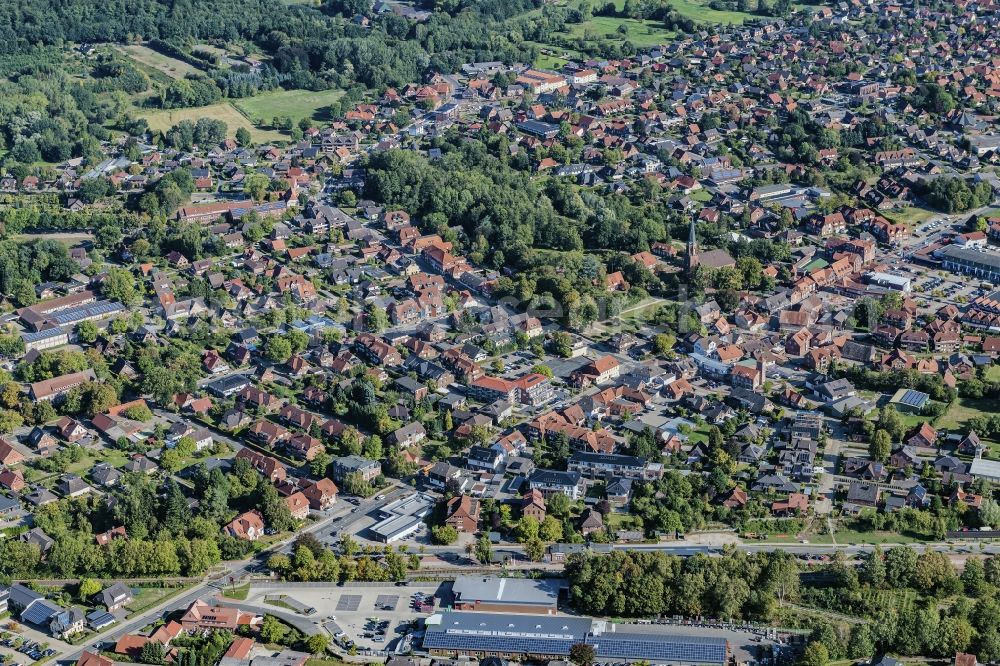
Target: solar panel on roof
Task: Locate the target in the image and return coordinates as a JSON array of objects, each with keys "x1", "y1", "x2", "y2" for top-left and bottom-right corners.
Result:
[
  {"x1": 898, "y1": 389, "x2": 927, "y2": 407},
  {"x1": 21, "y1": 600, "x2": 60, "y2": 625}
]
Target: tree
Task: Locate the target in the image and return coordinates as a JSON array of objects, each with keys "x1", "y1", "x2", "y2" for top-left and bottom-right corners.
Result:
[
  {"x1": 531, "y1": 364, "x2": 554, "y2": 378},
  {"x1": 265, "y1": 336, "x2": 293, "y2": 363},
  {"x1": 78, "y1": 577, "x2": 101, "y2": 601},
  {"x1": 236, "y1": 127, "x2": 252, "y2": 147},
  {"x1": 431, "y1": 525, "x2": 458, "y2": 545},
  {"x1": 306, "y1": 633, "x2": 329, "y2": 654},
  {"x1": 877, "y1": 405, "x2": 906, "y2": 442},
  {"x1": 515, "y1": 516, "x2": 540, "y2": 543},
  {"x1": 243, "y1": 172, "x2": 271, "y2": 202},
  {"x1": 869, "y1": 429, "x2": 892, "y2": 463},
  {"x1": 260, "y1": 615, "x2": 288, "y2": 644},
  {"x1": 847, "y1": 624, "x2": 875, "y2": 659},
  {"x1": 859, "y1": 546, "x2": 886, "y2": 587},
  {"x1": 885, "y1": 546, "x2": 918, "y2": 588},
  {"x1": 981, "y1": 498, "x2": 1000, "y2": 529},
  {"x1": 550, "y1": 332, "x2": 574, "y2": 358},
  {"x1": 524, "y1": 537, "x2": 545, "y2": 561},
  {"x1": 962, "y1": 557, "x2": 987, "y2": 597},
  {"x1": 800, "y1": 642, "x2": 828, "y2": 666},
  {"x1": 103, "y1": 267, "x2": 139, "y2": 306},
  {"x1": 569, "y1": 643, "x2": 596, "y2": 666},
  {"x1": 77, "y1": 320, "x2": 99, "y2": 343},
  {"x1": 365, "y1": 301, "x2": 390, "y2": 332},
  {"x1": 548, "y1": 493, "x2": 572, "y2": 518},
  {"x1": 140, "y1": 640, "x2": 166, "y2": 665},
  {"x1": 474, "y1": 535, "x2": 493, "y2": 564},
  {"x1": 540, "y1": 515, "x2": 563, "y2": 542},
  {"x1": 652, "y1": 333, "x2": 675, "y2": 357}
]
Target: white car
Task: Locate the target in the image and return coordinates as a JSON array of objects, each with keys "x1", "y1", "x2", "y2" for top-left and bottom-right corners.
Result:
[{"x1": 375, "y1": 494, "x2": 385, "y2": 500}]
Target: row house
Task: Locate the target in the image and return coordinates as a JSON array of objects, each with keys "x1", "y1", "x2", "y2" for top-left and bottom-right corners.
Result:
[{"x1": 353, "y1": 333, "x2": 403, "y2": 366}]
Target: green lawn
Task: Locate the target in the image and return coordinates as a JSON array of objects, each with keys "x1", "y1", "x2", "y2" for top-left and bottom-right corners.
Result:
[
  {"x1": 221, "y1": 584, "x2": 251, "y2": 601},
  {"x1": 812, "y1": 529, "x2": 925, "y2": 545},
  {"x1": 666, "y1": 0, "x2": 755, "y2": 24},
  {"x1": 882, "y1": 206, "x2": 935, "y2": 227},
  {"x1": 233, "y1": 88, "x2": 346, "y2": 126},
  {"x1": 127, "y1": 585, "x2": 195, "y2": 618},
  {"x1": 936, "y1": 396, "x2": 1000, "y2": 432},
  {"x1": 984, "y1": 365, "x2": 1000, "y2": 382},
  {"x1": 534, "y1": 51, "x2": 571, "y2": 69},
  {"x1": 561, "y1": 16, "x2": 677, "y2": 47}
]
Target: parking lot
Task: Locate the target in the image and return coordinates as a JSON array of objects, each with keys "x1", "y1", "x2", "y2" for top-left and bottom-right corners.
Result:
[
  {"x1": 239, "y1": 583, "x2": 443, "y2": 652},
  {"x1": 0, "y1": 636, "x2": 58, "y2": 665}
]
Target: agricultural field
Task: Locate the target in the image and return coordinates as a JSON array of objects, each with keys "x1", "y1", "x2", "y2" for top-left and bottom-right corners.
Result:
[
  {"x1": 233, "y1": 88, "x2": 345, "y2": 126},
  {"x1": 139, "y1": 102, "x2": 287, "y2": 143},
  {"x1": 117, "y1": 44, "x2": 202, "y2": 80}
]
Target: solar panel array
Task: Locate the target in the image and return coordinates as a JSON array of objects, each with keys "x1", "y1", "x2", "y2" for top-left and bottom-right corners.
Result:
[
  {"x1": 374, "y1": 594, "x2": 398, "y2": 610},
  {"x1": 336, "y1": 594, "x2": 361, "y2": 611},
  {"x1": 50, "y1": 301, "x2": 124, "y2": 326},
  {"x1": 423, "y1": 613, "x2": 729, "y2": 665},
  {"x1": 422, "y1": 631, "x2": 576, "y2": 656},
  {"x1": 592, "y1": 634, "x2": 728, "y2": 663},
  {"x1": 20, "y1": 600, "x2": 59, "y2": 626},
  {"x1": 22, "y1": 328, "x2": 65, "y2": 342},
  {"x1": 897, "y1": 389, "x2": 927, "y2": 407}
]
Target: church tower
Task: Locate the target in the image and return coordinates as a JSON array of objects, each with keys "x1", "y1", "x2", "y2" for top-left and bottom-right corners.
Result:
[{"x1": 685, "y1": 218, "x2": 699, "y2": 273}]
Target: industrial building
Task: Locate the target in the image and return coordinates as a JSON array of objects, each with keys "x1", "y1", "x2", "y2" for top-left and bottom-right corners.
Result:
[
  {"x1": 368, "y1": 493, "x2": 435, "y2": 543},
  {"x1": 937, "y1": 246, "x2": 1000, "y2": 283},
  {"x1": 864, "y1": 271, "x2": 912, "y2": 292},
  {"x1": 422, "y1": 611, "x2": 729, "y2": 664},
  {"x1": 451, "y1": 576, "x2": 560, "y2": 614}
]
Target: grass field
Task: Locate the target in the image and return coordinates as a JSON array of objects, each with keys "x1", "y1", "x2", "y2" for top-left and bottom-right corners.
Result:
[
  {"x1": 233, "y1": 88, "x2": 345, "y2": 126},
  {"x1": 118, "y1": 44, "x2": 201, "y2": 80},
  {"x1": 140, "y1": 102, "x2": 286, "y2": 143},
  {"x1": 667, "y1": 0, "x2": 755, "y2": 23},
  {"x1": 882, "y1": 206, "x2": 935, "y2": 227},
  {"x1": 220, "y1": 584, "x2": 251, "y2": 601},
  {"x1": 561, "y1": 15, "x2": 677, "y2": 47},
  {"x1": 127, "y1": 585, "x2": 195, "y2": 618},
  {"x1": 936, "y1": 396, "x2": 1000, "y2": 432}
]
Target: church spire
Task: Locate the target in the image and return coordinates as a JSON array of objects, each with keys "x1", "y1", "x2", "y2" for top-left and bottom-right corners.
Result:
[{"x1": 685, "y1": 218, "x2": 699, "y2": 272}]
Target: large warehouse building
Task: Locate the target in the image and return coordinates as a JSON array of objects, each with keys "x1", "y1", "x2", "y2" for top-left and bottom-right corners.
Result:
[
  {"x1": 937, "y1": 246, "x2": 1000, "y2": 283},
  {"x1": 452, "y1": 576, "x2": 560, "y2": 614},
  {"x1": 422, "y1": 611, "x2": 729, "y2": 664}
]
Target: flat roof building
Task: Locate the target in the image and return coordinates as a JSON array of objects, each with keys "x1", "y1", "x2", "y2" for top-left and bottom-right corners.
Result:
[
  {"x1": 865, "y1": 271, "x2": 912, "y2": 292},
  {"x1": 970, "y1": 458, "x2": 1000, "y2": 483},
  {"x1": 452, "y1": 576, "x2": 560, "y2": 614},
  {"x1": 938, "y1": 246, "x2": 1000, "y2": 283},
  {"x1": 368, "y1": 492, "x2": 435, "y2": 543}
]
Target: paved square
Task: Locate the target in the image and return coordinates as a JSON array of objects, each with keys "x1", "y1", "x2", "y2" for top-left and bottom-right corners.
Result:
[{"x1": 336, "y1": 594, "x2": 361, "y2": 611}]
